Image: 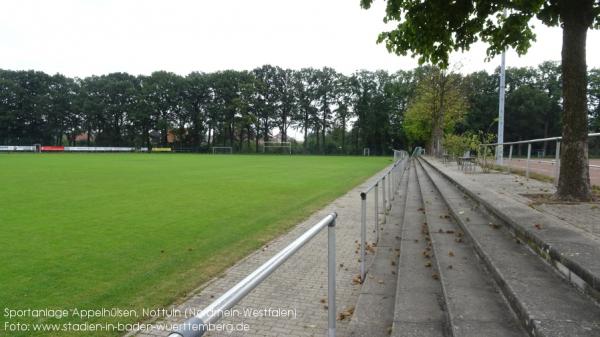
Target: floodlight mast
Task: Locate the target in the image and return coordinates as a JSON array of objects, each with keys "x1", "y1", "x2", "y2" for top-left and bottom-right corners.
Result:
[{"x1": 496, "y1": 9, "x2": 507, "y2": 165}]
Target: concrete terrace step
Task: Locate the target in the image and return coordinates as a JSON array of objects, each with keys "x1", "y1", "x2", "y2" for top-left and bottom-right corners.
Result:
[
  {"x1": 417, "y1": 157, "x2": 600, "y2": 337},
  {"x1": 348, "y1": 164, "x2": 409, "y2": 337},
  {"x1": 414, "y1": 160, "x2": 527, "y2": 337},
  {"x1": 391, "y1": 162, "x2": 446, "y2": 337},
  {"x1": 421, "y1": 156, "x2": 600, "y2": 301}
]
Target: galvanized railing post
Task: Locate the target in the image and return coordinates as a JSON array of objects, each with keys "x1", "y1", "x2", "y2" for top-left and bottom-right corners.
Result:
[
  {"x1": 389, "y1": 170, "x2": 393, "y2": 201},
  {"x1": 393, "y1": 166, "x2": 397, "y2": 196},
  {"x1": 478, "y1": 134, "x2": 598, "y2": 183},
  {"x1": 387, "y1": 172, "x2": 394, "y2": 203},
  {"x1": 554, "y1": 141, "x2": 561, "y2": 186},
  {"x1": 483, "y1": 145, "x2": 487, "y2": 170},
  {"x1": 397, "y1": 164, "x2": 400, "y2": 191},
  {"x1": 382, "y1": 176, "x2": 387, "y2": 215},
  {"x1": 526, "y1": 143, "x2": 532, "y2": 179},
  {"x1": 328, "y1": 218, "x2": 336, "y2": 337},
  {"x1": 392, "y1": 166, "x2": 396, "y2": 196},
  {"x1": 391, "y1": 168, "x2": 395, "y2": 198},
  {"x1": 508, "y1": 145, "x2": 513, "y2": 173},
  {"x1": 390, "y1": 170, "x2": 393, "y2": 201},
  {"x1": 355, "y1": 153, "x2": 407, "y2": 287},
  {"x1": 374, "y1": 183, "x2": 379, "y2": 243},
  {"x1": 390, "y1": 169, "x2": 393, "y2": 198},
  {"x1": 395, "y1": 164, "x2": 398, "y2": 187},
  {"x1": 360, "y1": 193, "x2": 367, "y2": 282},
  {"x1": 395, "y1": 166, "x2": 398, "y2": 193},
  {"x1": 396, "y1": 165, "x2": 399, "y2": 193}
]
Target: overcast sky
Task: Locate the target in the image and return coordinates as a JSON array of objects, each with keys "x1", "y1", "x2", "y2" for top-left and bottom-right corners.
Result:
[{"x1": 2, "y1": 0, "x2": 600, "y2": 78}]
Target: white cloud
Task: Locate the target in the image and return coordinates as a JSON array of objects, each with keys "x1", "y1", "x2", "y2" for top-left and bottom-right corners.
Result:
[{"x1": 0, "y1": 0, "x2": 598, "y2": 77}]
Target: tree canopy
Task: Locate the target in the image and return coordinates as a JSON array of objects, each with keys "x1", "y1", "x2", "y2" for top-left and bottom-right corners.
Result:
[
  {"x1": 404, "y1": 66, "x2": 467, "y2": 155},
  {"x1": 361, "y1": 0, "x2": 600, "y2": 200},
  {"x1": 360, "y1": 0, "x2": 599, "y2": 67}
]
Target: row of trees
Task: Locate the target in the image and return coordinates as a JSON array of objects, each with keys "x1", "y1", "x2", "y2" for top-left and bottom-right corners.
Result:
[
  {"x1": 1, "y1": 63, "x2": 599, "y2": 154},
  {"x1": 389, "y1": 62, "x2": 600, "y2": 158},
  {"x1": 360, "y1": 0, "x2": 600, "y2": 201},
  {"x1": 0, "y1": 66, "x2": 408, "y2": 154}
]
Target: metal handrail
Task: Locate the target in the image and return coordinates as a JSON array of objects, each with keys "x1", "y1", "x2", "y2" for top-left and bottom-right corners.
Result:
[
  {"x1": 411, "y1": 147, "x2": 425, "y2": 157},
  {"x1": 480, "y1": 132, "x2": 600, "y2": 147},
  {"x1": 168, "y1": 213, "x2": 338, "y2": 337},
  {"x1": 358, "y1": 150, "x2": 409, "y2": 281},
  {"x1": 479, "y1": 132, "x2": 600, "y2": 186},
  {"x1": 361, "y1": 154, "x2": 407, "y2": 194}
]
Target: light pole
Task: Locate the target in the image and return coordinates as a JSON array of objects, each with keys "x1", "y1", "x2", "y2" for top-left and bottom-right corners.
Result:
[{"x1": 496, "y1": 9, "x2": 507, "y2": 165}]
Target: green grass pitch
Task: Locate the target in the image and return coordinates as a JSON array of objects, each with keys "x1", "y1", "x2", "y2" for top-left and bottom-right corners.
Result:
[{"x1": 0, "y1": 153, "x2": 390, "y2": 336}]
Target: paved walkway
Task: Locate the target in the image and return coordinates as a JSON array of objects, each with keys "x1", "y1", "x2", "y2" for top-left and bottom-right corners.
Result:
[
  {"x1": 433, "y1": 158, "x2": 600, "y2": 241},
  {"x1": 130, "y1": 165, "x2": 393, "y2": 337}
]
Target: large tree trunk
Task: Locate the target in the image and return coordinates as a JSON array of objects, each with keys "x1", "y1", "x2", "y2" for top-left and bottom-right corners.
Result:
[
  {"x1": 303, "y1": 113, "x2": 309, "y2": 153},
  {"x1": 255, "y1": 129, "x2": 259, "y2": 153},
  {"x1": 341, "y1": 116, "x2": 346, "y2": 153},
  {"x1": 229, "y1": 122, "x2": 234, "y2": 147},
  {"x1": 162, "y1": 127, "x2": 168, "y2": 146},
  {"x1": 281, "y1": 113, "x2": 288, "y2": 142},
  {"x1": 321, "y1": 118, "x2": 326, "y2": 154},
  {"x1": 556, "y1": 0, "x2": 593, "y2": 201},
  {"x1": 432, "y1": 72, "x2": 445, "y2": 157},
  {"x1": 315, "y1": 125, "x2": 320, "y2": 152},
  {"x1": 195, "y1": 123, "x2": 203, "y2": 150},
  {"x1": 145, "y1": 127, "x2": 150, "y2": 149},
  {"x1": 246, "y1": 125, "x2": 251, "y2": 151},
  {"x1": 431, "y1": 125, "x2": 443, "y2": 157},
  {"x1": 355, "y1": 123, "x2": 360, "y2": 154},
  {"x1": 263, "y1": 119, "x2": 269, "y2": 143}
]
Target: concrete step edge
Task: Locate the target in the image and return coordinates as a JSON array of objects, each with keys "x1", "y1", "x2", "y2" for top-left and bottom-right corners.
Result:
[
  {"x1": 417, "y1": 157, "x2": 600, "y2": 337},
  {"x1": 391, "y1": 161, "x2": 449, "y2": 337},
  {"x1": 348, "y1": 166, "x2": 410, "y2": 336},
  {"x1": 419, "y1": 156, "x2": 600, "y2": 301},
  {"x1": 413, "y1": 161, "x2": 456, "y2": 337}
]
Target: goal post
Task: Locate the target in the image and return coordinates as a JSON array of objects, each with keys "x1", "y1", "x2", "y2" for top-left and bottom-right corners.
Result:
[
  {"x1": 212, "y1": 146, "x2": 233, "y2": 154},
  {"x1": 363, "y1": 148, "x2": 370, "y2": 156},
  {"x1": 263, "y1": 142, "x2": 292, "y2": 155}
]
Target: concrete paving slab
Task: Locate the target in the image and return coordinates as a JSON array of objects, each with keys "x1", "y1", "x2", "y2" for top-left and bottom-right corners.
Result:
[
  {"x1": 422, "y1": 157, "x2": 600, "y2": 298},
  {"x1": 348, "y1": 292, "x2": 395, "y2": 337},
  {"x1": 419, "y1": 158, "x2": 600, "y2": 337},
  {"x1": 415, "y1": 161, "x2": 527, "y2": 337},
  {"x1": 391, "y1": 321, "x2": 445, "y2": 337},
  {"x1": 391, "y1": 163, "x2": 446, "y2": 337}
]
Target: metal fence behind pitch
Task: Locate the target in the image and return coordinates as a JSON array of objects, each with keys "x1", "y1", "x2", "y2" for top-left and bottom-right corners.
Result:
[
  {"x1": 479, "y1": 132, "x2": 600, "y2": 186},
  {"x1": 358, "y1": 149, "x2": 409, "y2": 281}
]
